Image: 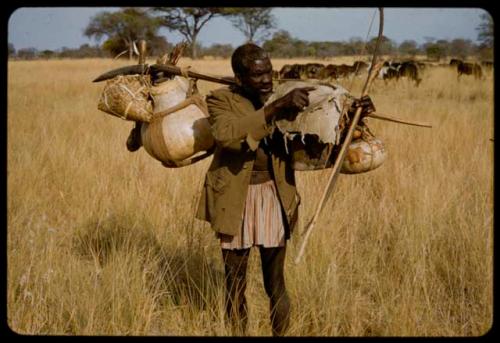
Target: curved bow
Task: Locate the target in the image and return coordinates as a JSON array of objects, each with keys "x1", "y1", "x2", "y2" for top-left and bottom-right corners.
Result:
[
  {"x1": 361, "y1": 7, "x2": 384, "y2": 96},
  {"x1": 294, "y1": 8, "x2": 384, "y2": 264}
]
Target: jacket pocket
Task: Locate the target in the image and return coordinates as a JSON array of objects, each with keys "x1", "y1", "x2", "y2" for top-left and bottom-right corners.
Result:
[{"x1": 206, "y1": 168, "x2": 230, "y2": 194}]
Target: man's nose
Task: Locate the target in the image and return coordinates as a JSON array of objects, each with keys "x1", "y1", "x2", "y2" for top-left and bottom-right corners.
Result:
[{"x1": 262, "y1": 73, "x2": 272, "y2": 84}]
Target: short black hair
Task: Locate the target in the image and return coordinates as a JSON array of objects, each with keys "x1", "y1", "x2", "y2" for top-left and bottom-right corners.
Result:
[{"x1": 231, "y1": 43, "x2": 269, "y2": 76}]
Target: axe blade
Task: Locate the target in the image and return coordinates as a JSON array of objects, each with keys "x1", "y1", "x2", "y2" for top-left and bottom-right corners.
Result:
[
  {"x1": 92, "y1": 64, "x2": 149, "y2": 82},
  {"x1": 151, "y1": 64, "x2": 236, "y2": 86}
]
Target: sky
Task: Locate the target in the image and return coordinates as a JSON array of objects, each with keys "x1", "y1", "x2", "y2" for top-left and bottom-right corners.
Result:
[{"x1": 7, "y1": 7, "x2": 490, "y2": 51}]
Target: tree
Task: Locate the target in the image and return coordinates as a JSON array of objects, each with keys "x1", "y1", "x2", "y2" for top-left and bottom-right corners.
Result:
[
  {"x1": 477, "y1": 12, "x2": 493, "y2": 49},
  {"x1": 147, "y1": 36, "x2": 173, "y2": 58},
  {"x1": 398, "y1": 40, "x2": 419, "y2": 57},
  {"x1": 425, "y1": 44, "x2": 446, "y2": 61},
  {"x1": 76, "y1": 43, "x2": 104, "y2": 58},
  {"x1": 201, "y1": 43, "x2": 234, "y2": 58},
  {"x1": 8, "y1": 43, "x2": 16, "y2": 58},
  {"x1": 347, "y1": 37, "x2": 366, "y2": 55},
  {"x1": 310, "y1": 41, "x2": 341, "y2": 58},
  {"x1": 366, "y1": 35, "x2": 395, "y2": 55},
  {"x1": 152, "y1": 7, "x2": 231, "y2": 59},
  {"x1": 59, "y1": 46, "x2": 75, "y2": 58},
  {"x1": 262, "y1": 30, "x2": 296, "y2": 57},
  {"x1": 40, "y1": 50, "x2": 55, "y2": 59},
  {"x1": 17, "y1": 47, "x2": 37, "y2": 60},
  {"x1": 449, "y1": 38, "x2": 473, "y2": 60},
  {"x1": 84, "y1": 8, "x2": 163, "y2": 60},
  {"x1": 226, "y1": 8, "x2": 276, "y2": 44},
  {"x1": 435, "y1": 39, "x2": 450, "y2": 57}
]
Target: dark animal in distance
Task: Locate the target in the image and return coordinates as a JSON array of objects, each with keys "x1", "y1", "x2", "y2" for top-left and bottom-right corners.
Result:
[
  {"x1": 278, "y1": 64, "x2": 301, "y2": 79},
  {"x1": 481, "y1": 60, "x2": 493, "y2": 70},
  {"x1": 456, "y1": 61, "x2": 483, "y2": 80},
  {"x1": 303, "y1": 63, "x2": 326, "y2": 79},
  {"x1": 353, "y1": 61, "x2": 370, "y2": 75},
  {"x1": 398, "y1": 61, "x2": 422, "y2": 86},
  {"x1": 449, "y1": 58, "x2": 462, "y2": 68},
  {"x1": 379, "y1": 60, "x2": 422, "y2": 86}
]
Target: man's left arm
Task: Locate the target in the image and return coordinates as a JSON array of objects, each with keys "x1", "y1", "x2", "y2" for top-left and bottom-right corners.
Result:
[{"x1": 207, "y1": 91, "x2": 272, "y2": 152}]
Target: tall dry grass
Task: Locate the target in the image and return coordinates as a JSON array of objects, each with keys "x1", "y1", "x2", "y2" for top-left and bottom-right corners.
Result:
[{"x1": 7, "y1": 57, "x2": 493, "y2": 336}]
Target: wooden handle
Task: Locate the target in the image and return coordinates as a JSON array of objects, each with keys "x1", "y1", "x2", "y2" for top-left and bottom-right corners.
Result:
[{"x1": 138, "y1": 40, "x2": 147, "y2": 65}]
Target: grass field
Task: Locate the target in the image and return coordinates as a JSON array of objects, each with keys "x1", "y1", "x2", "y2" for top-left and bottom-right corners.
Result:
[{"x1": 7, "y1": 56, "x2": 493, "y2": 336}]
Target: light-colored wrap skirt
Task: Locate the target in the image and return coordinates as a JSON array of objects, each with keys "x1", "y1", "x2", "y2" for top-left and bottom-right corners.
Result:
[{"x1": 219, "y1": 180, "x2": 285, "y2": 250}]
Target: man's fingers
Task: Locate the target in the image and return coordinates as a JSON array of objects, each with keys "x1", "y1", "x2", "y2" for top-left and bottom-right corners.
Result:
[{"x1": 297, "y1": 93, "x2": 310, "y2": 108}]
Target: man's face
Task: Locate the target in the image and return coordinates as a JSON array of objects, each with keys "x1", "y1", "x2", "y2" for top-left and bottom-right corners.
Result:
[{"x1": 239, "y1": 57, "x2": 274, "y2": 103}]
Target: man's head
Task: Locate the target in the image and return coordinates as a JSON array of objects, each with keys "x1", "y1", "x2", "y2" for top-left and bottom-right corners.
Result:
[{"x1": 231, "y1": 43, "x2": 273, "y2": 103}]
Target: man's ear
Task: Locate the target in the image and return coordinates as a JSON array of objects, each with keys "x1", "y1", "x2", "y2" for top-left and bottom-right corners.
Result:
[{"x1": 234, "y1": 74, "x2": 243, "y2": 86}]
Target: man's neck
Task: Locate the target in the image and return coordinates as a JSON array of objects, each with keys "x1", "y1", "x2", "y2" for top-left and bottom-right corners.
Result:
[{"x1": 235, "y1": 86, "x2": 265, "y2": 109}]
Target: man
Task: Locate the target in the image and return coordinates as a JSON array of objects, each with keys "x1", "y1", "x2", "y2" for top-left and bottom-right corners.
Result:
[{"x1": 196, "y1": 43, "x2": 375, "y2": 336}]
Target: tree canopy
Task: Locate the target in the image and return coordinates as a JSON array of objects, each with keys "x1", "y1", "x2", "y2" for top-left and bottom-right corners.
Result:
[
  {"x1": 84, "y1": 7, "x2": 165, "y2": 59},
  {"x1": 226, "y1": 8, "x2": 276, "y2": 44},
  {"x1": 476, "y1": 12, "x2": 493, "y2": 48},
  {"x1": 152, "y1": 7, "x2": 232, "y2": 59}
]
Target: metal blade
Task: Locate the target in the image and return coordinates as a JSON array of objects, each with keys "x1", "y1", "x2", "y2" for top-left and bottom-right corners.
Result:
[
  {"x1": 92, "y1": 64, "x2": 149, "y2": 82},
  {"x1": 150, "y1": 64, "x2": 236, "y2": 86}
]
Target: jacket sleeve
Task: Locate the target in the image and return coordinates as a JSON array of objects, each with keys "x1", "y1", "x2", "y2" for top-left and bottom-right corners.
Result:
[{"x1": 206, "y1": 90, "x2": 272, "y2": 152}]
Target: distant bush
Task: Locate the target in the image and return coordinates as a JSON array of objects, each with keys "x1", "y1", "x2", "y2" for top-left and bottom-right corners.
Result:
[
  {"x1": 199, "y1": 44, "x2": 234, "y2": 59},
  {"x1": 9, "y1": 34, "x2": 488, "y2": 61}
]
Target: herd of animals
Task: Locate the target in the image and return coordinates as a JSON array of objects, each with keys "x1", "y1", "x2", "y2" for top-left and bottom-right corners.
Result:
[{"x1": 273, "y1": 58, "x2": 492, "y2": 87}]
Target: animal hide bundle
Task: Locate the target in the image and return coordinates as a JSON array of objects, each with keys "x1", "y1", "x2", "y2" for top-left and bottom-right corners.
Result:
[
  {"x1": 97, "y1": 75, "x2": 153, "y2": 122},
  {"x1": 266, "y1": 80, "x2": 352, "y2": 148},
  {"x1": 265, "y1": 80, "x2": 387, "y2": 173}
]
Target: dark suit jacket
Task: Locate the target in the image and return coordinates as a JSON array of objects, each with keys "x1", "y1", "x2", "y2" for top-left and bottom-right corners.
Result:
[{"x1": 196, "y1": 87, "x2": 300, "y2": 236}]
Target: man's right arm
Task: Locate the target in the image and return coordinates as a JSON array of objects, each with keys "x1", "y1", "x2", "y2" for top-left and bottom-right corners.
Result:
[
  {"x1": 263, "y1": 86, "x2": 316, "y2": 123},
  {"x1": 206, "y1": 86, "x2": 316, "y2": 152}
]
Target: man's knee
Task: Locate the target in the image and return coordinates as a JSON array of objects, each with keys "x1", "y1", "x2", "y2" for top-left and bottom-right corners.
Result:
[{"x1": 263, "y1": 272, "x2": 286, "y2": 300}]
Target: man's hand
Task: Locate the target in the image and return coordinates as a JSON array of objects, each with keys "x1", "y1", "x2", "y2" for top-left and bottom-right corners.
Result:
[
  {"x1": 348, "y1": 95, "x2": 376, "y2": 119},
  {"x1": 264, "y1": 87, "x2": 316, "y2": 122}
]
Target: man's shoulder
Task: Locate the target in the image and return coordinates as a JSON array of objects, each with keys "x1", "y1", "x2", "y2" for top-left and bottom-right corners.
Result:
[
  {"x1": 206, "y1": 87, "x2": 248, "y2": 111},
  {"x1": 208, "y1": 86, "x2": 234, "y2": 98},
  {"x1": 207, "y1": 86, "x2": 244, "y2": 102}
]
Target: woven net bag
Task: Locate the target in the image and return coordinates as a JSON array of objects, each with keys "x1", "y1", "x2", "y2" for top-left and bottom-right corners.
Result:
[{"x1": 97, "y1": 75, "x2": 153, "y2": 122}]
